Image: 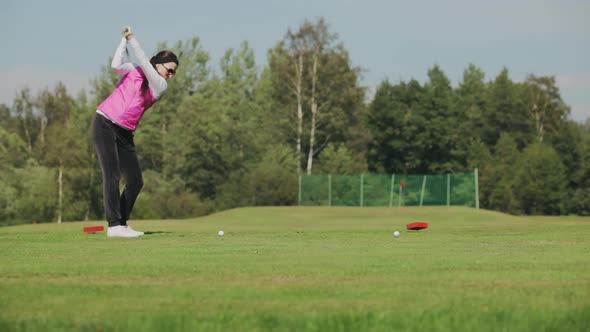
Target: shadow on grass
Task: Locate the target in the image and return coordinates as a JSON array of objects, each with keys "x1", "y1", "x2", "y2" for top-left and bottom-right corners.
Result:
[{"x1": 143, "y1": 231, "x2": 173, "y2": 235}]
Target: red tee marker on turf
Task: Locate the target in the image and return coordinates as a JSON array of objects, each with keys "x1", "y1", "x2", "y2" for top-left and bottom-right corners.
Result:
[
  {"x1": 406, "y1": 222, "x2": 428, "y2": 230},
  {"x1": 83, "y1": 226, "x2": 104, "y2": 233}
]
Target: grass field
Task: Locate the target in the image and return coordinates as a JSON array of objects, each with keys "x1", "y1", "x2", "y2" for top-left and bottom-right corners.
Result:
[{"x1": 1, "y1": 206, "x2": 589, "y2": 331}]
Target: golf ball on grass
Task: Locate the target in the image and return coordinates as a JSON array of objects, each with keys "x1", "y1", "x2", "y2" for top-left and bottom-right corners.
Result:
[
  {"x1": 218, "y1": 230, "x2": 225, "y2": 236},
  {"x1": 393, "y1": 230, "x2": 400, "y2": 237}
]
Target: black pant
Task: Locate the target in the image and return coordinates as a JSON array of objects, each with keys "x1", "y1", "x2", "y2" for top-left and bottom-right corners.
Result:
[{"x1": 91, "y1": 113, "x2": 143, "y2": 227}]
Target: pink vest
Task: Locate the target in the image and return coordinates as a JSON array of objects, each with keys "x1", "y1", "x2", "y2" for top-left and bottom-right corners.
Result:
[{"x1": 98, "y1": 67, "x2": 157, "y2": 131}]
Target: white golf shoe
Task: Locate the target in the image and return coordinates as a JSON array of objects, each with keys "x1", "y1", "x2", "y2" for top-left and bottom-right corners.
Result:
[
  {"x1": 125, "y1": 225, "x2": 144, "y2": 236},
  {"x1": 107, "y1": 225, "x2": 141, "y2": 238}
]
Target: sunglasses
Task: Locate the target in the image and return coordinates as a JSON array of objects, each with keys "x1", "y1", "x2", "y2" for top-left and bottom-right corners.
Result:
[{"x1": 160, "y1": 63, "x2": 176, "y2": 75}]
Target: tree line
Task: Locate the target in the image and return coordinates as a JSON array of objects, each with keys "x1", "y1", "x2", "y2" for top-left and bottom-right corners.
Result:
[{"x1": 1, "y1": 18, "x2": 589, "y2": 225}]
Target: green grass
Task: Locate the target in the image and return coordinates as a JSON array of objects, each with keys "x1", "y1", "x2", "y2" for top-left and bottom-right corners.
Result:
[{"x1": 1, "y1": 206, "x2": 589, "y2": 331}]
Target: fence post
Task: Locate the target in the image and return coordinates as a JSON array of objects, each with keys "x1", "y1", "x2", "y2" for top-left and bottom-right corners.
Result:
[
  {"x1": 360, "y1": 174, "x2": 364, "y2": 207},
  {"x1": 447, "y1": 173, "x2": 451, "y2": 206},
  {"x1": 420, "y1": 175, "x2": 427, "y2": 206},
  {"x1": 298, "y1": 175, "x2": 301, "y2": 206},
  {"x1": 398, "y1": 181, "x2": 402, "y2": 207},
  {"x1": 475, "y1": 168, "x2": 480, "y2": 209},
  {"x1": 328, "y1": 175, "x2": 332, "y2": 207},
  {"x1": 389, "y1": 174, "x2": 395, "y2": 207}
]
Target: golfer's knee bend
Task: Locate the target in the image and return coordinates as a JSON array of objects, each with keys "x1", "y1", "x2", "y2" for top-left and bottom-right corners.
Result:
[
  {"x1": 127, "y1": 175, "x2": 143, "y2": 194},
  {"x1": 106, "y1": 172, "x2": 121, "y2": 188},
  {"x1": 135, "y1": 176, "x2": 144, "y2": 192}
]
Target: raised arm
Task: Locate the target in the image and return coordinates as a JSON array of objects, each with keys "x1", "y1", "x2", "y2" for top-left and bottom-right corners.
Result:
[
  {"x1": 111, "y1": 38, "x2": 134, "y2": 74},
  {"x1": 127, "y1": 37, "x2": 168, "y2": 99}
]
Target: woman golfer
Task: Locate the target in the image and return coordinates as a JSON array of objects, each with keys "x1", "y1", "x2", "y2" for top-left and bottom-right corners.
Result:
[{"x1": 91, "y1": 26, "x2": 178, "y2": 237}]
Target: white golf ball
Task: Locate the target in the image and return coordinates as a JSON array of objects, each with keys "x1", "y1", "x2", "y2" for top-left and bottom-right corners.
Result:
[
  {"x1": 218, "y1": 230, "x2": 225, "y2": 236},
  {"x1": 393, "y1": 230, "x2": 400, "y2": 237}
]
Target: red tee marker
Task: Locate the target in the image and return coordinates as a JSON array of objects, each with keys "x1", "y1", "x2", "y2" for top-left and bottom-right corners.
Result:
[
  {"x1": 83, "y1": 226, "x2": 104, "y2": 233},
  {"x1": 406, "y1": 221, "x2": 428, "y2": 230}
]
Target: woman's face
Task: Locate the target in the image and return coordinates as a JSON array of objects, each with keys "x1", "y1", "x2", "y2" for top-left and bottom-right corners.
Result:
[{"x1": 156, "y1": 62, "x2": 178, "y2": 80}]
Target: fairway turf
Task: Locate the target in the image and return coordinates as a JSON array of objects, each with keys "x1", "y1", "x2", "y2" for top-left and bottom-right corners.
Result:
[{"x1": 1, "y1": 207, "x2": 589, "y2": 331}]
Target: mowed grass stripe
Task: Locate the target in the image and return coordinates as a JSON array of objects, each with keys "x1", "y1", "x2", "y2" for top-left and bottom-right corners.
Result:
[{"x1": 1, "y1": 207, "x2": 589, "y2": 331}]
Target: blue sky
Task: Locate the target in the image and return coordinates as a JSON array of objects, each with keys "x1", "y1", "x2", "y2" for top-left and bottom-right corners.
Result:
[{"x1": 2, "y1": 0, "x2": 589, "y2": 121}]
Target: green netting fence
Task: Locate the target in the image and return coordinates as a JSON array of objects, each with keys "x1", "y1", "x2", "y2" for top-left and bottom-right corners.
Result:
[{"x1": 298, "y1": 169, "x2": 479, "y2": 208}]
